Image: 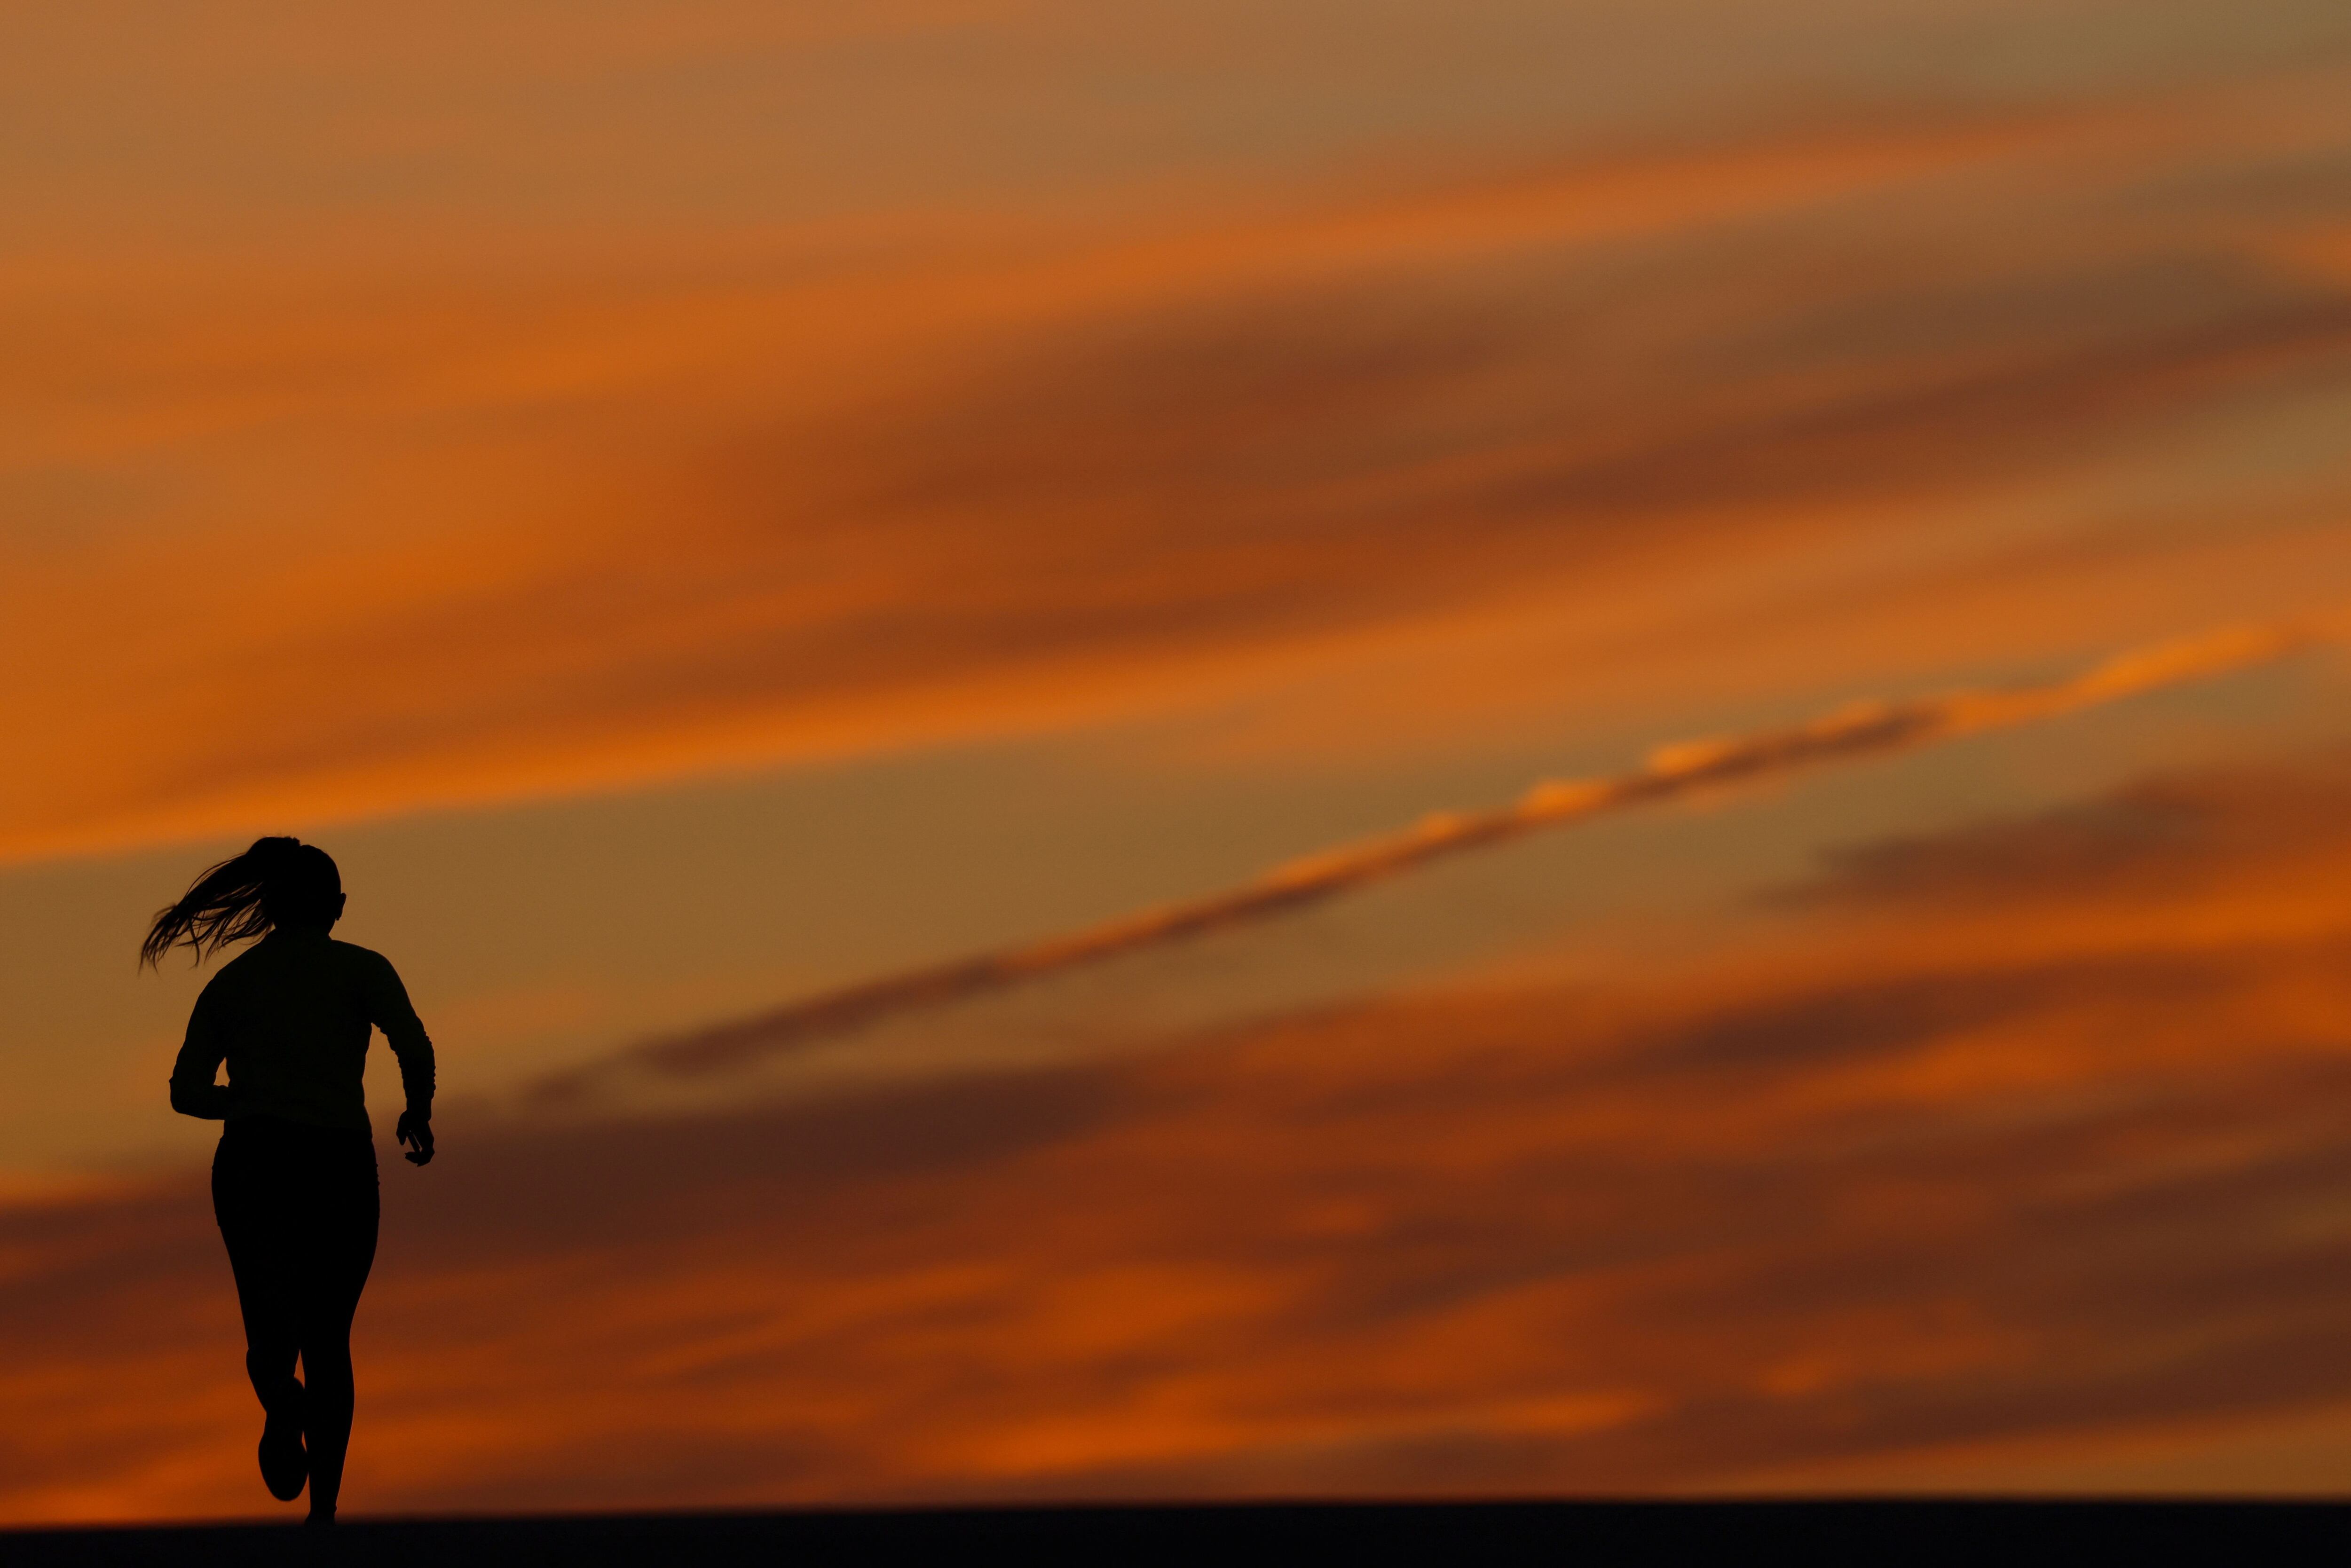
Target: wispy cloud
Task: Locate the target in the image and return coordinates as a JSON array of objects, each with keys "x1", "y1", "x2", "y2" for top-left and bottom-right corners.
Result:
[
  {"x1": 11, "y1": 68, "x2": 2351, "y2": 864},
  {"x1": 532, "y1": 622, "x2": 2322, "y2": 1097}
]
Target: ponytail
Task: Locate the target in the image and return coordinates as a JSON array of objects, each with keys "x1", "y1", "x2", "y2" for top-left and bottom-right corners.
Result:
[{"x1": 140, "y1": 836, "x2": 342, "y2": 969}]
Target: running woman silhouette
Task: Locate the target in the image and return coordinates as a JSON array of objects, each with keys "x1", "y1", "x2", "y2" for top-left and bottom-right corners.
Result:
[{"x1": 144, "y1": 837, "x2": 435, "y2": 1526}]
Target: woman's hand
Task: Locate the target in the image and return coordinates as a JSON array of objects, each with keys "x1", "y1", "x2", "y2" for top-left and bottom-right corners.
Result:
[{"x1": 395, "y1": 1108, "x2": 435, "y2": 1166}]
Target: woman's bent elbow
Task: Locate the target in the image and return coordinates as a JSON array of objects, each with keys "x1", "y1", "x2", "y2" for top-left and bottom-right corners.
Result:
[{"x1": 170, "y1": 1082, "x2": 227, "y2": 1119}]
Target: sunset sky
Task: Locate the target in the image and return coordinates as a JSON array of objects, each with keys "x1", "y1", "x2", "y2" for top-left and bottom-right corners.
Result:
[{"x1": 7, "y1": 0, "x2": 2351, "y2": 1522}]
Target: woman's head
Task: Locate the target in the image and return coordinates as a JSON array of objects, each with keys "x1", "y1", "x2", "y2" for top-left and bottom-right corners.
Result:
[{"x1": 140, "y1": 836, "x2": 346, "y2": 969}]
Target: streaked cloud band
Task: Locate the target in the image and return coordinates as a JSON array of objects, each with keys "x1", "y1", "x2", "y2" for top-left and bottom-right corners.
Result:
[{"x1": 536, "y1": 620, "x2": 2319, "y2": 1098}]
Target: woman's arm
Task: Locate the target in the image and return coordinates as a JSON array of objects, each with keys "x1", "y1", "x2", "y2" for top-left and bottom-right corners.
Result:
[
  {"x1": 364, "y1": 952, "x2": 437, "y2": 1165},
  {"x1": 167, "y1": 984, "x2": 232, "y2": 1120}
]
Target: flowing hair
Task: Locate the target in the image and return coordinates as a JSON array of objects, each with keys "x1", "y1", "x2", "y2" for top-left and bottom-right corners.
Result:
[{"x1": 140, "y1": 836, "x2": 343, "y2": 969}]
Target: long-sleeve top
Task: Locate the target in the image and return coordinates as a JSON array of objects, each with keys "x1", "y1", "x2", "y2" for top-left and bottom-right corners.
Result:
[{"x1": 168, "y1": 929, "x2": 435, "y2": 1133}]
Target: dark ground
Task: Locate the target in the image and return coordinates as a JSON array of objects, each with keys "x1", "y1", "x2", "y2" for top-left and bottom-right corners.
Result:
[{"x1": 7, "y1": 1501, "x2": 2351, "y2": 1566}]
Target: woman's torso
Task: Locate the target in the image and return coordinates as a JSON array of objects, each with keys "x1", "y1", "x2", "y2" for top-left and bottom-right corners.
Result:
[{"x1": 197, "y1": 932, "x2": 384, "y2": 1132}]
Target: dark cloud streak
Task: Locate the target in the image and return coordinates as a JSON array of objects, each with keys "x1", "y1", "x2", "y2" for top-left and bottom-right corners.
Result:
[{"x1": 532, "y1": 622, "x2": 2316, "y2": 1098}]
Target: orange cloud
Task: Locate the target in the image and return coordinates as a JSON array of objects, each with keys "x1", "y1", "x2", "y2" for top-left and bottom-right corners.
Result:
[
  {"x1": 9, "y1": 75, "x2": 2351, "y2": 864},
  {"x1": 11, "y1": 752, "x2": 2351, "y2": 1520}
]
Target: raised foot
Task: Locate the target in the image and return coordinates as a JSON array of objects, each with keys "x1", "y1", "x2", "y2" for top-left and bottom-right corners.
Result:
[{"x1": 258, "y1": 1412, "x2": 308, "y2": 1503}]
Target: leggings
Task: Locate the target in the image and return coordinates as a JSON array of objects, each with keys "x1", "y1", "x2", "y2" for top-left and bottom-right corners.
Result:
[{"x1": 212, "y1": 1116, "x2": 379, "y2": 1514}]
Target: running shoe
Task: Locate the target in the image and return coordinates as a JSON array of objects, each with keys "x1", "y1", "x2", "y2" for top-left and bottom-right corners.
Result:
[{"x1": 258, "y1": 1410, "x2": 308, "y2": 1502}]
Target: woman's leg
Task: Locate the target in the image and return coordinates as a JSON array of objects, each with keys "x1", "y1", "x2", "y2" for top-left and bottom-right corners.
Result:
[
  {"x1": 295, "y1": 1141, "x2": 379, "y2": 1520},
  {"x1": 212, "y1": 1129, "x2": 308, "y2": 1499}
]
